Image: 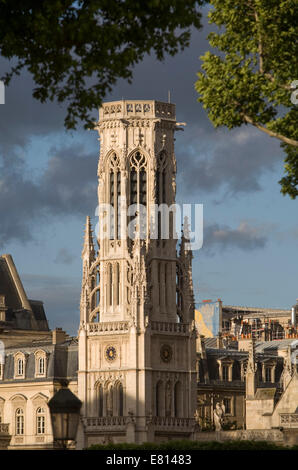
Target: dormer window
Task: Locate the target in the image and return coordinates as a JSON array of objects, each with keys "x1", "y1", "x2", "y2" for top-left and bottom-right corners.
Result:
[
  {"x1": 34, "y1": 350, "x2": 47, "y2": 378},
  {"x1": 17, "y1": 359, "x2": 23, "y2": 376},
  {"x1": 222, "y1": 365, "x2": 229, "y2": 381},
  {"x1": 217, "y1": 357, "x2": 234, "y2": 382},
  {"x1": 14, "y1": 352, "x2": 26, "y2": 379},
  {"x1": 265, "y1": 366, "x2": 272, "y2": 383}
]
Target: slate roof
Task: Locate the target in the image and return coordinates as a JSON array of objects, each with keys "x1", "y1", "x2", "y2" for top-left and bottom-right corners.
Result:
[
  {"x1": 1, "y1": 340, "x2": 78, "y2": 383},
  {"x1": 0, "y1": 255, "x2": 49, "y2": 331}
]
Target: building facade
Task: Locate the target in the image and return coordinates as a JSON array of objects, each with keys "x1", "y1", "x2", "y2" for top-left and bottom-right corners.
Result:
[{"x1": 77, "y1": 100, "x2": 197, "y2": 447}]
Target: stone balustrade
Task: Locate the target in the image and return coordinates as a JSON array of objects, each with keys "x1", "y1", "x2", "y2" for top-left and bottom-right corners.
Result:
[
  {"x1": 84, "y1": 416, "x2": 127, "y2": 428},
  {"x1": 87, "y1": 321, "x2": 129, "y2": 335},
  {"x1": 280, "y1": 413, "x2": 298, "y2": 428},
  {"x1": 0, "y1": 423, "x2": 9, "y2": 434},
  {"x1": 99, "y1": 100, "x2": 176, "y2": 121},
  {"x1": 151, "y1": 417, "x2": 194, "y2": 428},
  {"x1": 150, "y1": 321, "x2": 188, "y2": 334}
]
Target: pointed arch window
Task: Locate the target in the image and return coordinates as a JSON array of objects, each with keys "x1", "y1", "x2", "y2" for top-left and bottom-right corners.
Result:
[
  {"x1": 129, "y1": 152, "x2": 147, "y2": 239},
  {"x1": 156, "y1": 151, "x2": 169, "y2": 239},
  {"x1": 118, "y1": 383, "x2": 124, "y2": 417},
  {"x1": 156, "y1": 381, "x2": 163, "y2": 417},
  {"x1": 109, "y1": 153, "x2": 121, "y2": 239},
  {"x1": 174, "y1": 382, "x2": 182, "y2": 418},
  {"x1": 129, "y1": 151, "x2": 147, "y2": 205},
  {"x1": 98, "y1": 385, "x2": 103, "y2": 417}
]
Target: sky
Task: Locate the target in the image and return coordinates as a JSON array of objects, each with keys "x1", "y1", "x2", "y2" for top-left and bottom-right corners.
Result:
[{"x1": 1, "y1": 8, "x2": 297, "y2": 336}]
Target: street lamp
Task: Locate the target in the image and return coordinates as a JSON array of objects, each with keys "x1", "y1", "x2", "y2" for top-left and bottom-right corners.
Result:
[{"x1": 48, "y1": 380, "x2": 82, "y2": 449}]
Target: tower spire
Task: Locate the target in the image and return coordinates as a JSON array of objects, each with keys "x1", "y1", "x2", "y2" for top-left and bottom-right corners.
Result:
[{"x1": 82, "y1": 216, "x2": 95, "y2": 262}]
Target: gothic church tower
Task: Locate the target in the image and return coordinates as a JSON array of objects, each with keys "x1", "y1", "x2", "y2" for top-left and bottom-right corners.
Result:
[{"x1": 77, "y1": 100, "x2": 197, "y2": 447}]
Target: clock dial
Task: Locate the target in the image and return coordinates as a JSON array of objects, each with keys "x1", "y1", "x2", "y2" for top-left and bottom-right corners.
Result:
[
  {"x1": 105, "y1": 346, "x2": 117, "y2": 362},
  {"x1": 160, "y1": 344, "x2": 172, "y2": 363}
]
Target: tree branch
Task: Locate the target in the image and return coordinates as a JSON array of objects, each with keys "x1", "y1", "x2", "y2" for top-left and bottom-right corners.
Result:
[
  {"x1": 242, "y1": 113, "x2": 298, "y2": 147},
  {"x1": 264, "y1": 72, "x2": 292, "y2": 90}
]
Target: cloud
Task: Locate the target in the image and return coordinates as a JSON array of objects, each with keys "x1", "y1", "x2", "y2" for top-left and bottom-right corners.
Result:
[
  {"x1": 22, "y1": 272, "x2": 80, "y2": 335},
  {"x1": 54, "y1": 248, "x2": 75, "y2": 265},
  {"x1": 203, "y1": 220, "x2": 268, "y2": 253},
  {"x1": 0, "y1": 144, "x2": 97, "y2": 246},
  {"x1": 176, "y1": 126, "x2": 283, "y2": 199}
]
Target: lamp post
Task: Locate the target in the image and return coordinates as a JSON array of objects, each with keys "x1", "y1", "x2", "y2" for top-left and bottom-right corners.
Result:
[{"x1": 48, "y1": 380, "x2": 82, "y2": 449}]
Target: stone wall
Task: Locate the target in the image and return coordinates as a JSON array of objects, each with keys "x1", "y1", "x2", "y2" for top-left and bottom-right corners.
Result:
[{"x1": 194, "y1": 429, "x2": 285, "y2": 444}]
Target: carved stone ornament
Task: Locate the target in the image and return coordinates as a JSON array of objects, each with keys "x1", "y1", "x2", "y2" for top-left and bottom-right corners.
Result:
[
  {"x1": 160, "y1": 344, "x2": 173, "y2": 363},
  {"x1": 105, "y1": 346, "x2": 117, "y2": 362}
]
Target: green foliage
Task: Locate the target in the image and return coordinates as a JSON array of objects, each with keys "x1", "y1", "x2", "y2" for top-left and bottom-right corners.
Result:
[
  {"x1": 195, "y1": 0, "x2": 298, "y2": 198},
  {"x1": 87, "y1": 439, "x2": 298, "y2": 450},
  {"x1": 0, "y1": 0, "x2": 205, "y2": 129}
]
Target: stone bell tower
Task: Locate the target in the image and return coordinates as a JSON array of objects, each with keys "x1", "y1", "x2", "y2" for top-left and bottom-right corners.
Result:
[{"x1": 77, "y1": 100, "x2": 197, "y2": 448}]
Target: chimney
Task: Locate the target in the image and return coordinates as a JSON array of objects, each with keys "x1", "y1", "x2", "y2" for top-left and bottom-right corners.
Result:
[
  {"x1": 52, "y1": 328, "x2": 67, "y2": 345},
  {"x1": 291, "y1": 300, "x2": 298, "y2": 328},
  {"x1": 216, "y1": 332, "x2": 223, "y2": 349},
  {"x1": 0, "y1": 295, "x2": 7, "y2": 322}
]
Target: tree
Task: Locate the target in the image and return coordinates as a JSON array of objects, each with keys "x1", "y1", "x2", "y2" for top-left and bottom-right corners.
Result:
[
  {"x1": 0, "y1": 0, "x2": 204, "y2": 129},
  {"x1": 195, "y1": 0, "x2": 298, "y2": 198}
]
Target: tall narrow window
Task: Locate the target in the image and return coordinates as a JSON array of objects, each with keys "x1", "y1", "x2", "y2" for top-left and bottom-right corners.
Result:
[
  {"x1": 222, "y1": 365, "x2": 229, "y2": 381},
  {"x1": 130, "y1": 168, "x2": 138, "y2": 205},
  {"x1": 109, "y1": 153, "x2": 121, "y2": 240},
  {"x1": 107, "y1": 385, "x2": 113, "y2": 417},
  {"x1": 129, "y1": 152, "x2": 147, "y2": 239},
  {"x1": 16, "y1": 408, "x2": 24, "y2": 435},
  {"x1": 118, "y1": 383, "x2": 124, "y2": 417},
  {"x1": 116, "y1": 263, "x2": 120, "y2": 306},
  {"x1": 36, "y1": 407, "x2": 45, "y2": 434},
  {"x1": 98, "y1": 385, "x2": 103, "y2": 417},
  {"x1": 265, "y1": 367, "x2": 272, "y2": 383},
  {"x1": 17, "y1": 359, "x2": 23, "y2": 376},
  {"x1": 174, "y1": 382, "x2": 182, "y2": 418},
  {"x1": 156, "y1": 381, "x2": 163, "y2": 417},
  {"x1": 110, "y1": 170, "x2": 115, "y2": 239},
  {"x1": 38, "y1": 357, "x2": 45, "y2": 375},
  {"x1": 109, "y1": 264, "x2": 113, "y2": 306},
  {"x1": 156, "y1": 152, "x2": 168, "y2": 240}
]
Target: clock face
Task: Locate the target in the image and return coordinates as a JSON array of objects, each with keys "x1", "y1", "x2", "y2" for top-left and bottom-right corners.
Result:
[
  {"x1": 105, "y1": 346, "x2": 117, "y2": 362},
  {"x1": 160, "y1": 344, "x2": 172, "y2": 363}
]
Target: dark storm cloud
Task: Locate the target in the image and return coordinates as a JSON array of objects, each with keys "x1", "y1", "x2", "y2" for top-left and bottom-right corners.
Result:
[
  {"x1": 0, "y1": 9, "x2": 286, "y2": 248},
  {"x1": 22, "y1": 273, "x2": 80, "y2": 335},
  {"x1": 0, "y1": 61, "x2": 67, "y2": 150},
  {"x1": 203, "y1": 221, "x2": 268, "y2": 253},
  {"x1": 54, "y1": 248, "x2": 75, "y2": 265},
  {"x1": 176, "y1": 126, "x2": 283, "y2": 199},
  {"x1": 0, "y1": 145, "x2": 97, "y2": 246}
]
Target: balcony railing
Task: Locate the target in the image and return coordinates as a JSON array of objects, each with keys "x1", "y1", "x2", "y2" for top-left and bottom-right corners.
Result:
[
  {"x1": 280, "y1": 413, "x2": 298, "y2": 428},
  {"x1": 150, "y1": 321, "x2": 188, "y2": 334},
  {"x1": 85, "y1": 416, "x2": 127, "y2": 428},
  {"x1": 87, "y1": 321, "x2": 129, "y2": 334},
  {"x1": 151, "y1": 417, "x2": 194, "y2": 428}
]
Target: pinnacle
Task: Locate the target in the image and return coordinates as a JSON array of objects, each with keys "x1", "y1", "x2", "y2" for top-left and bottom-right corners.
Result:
[{"x1": 82, "y1": 215, "x2": 95, "y2": 260}]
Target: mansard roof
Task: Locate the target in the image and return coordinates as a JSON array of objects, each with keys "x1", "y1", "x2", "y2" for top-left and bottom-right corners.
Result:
[
  {"x1": 1, "y1": 339, "x2": 78, "y2": 382},
  {"x1": 0, "y1": 254, "x2": 49, "y2": 331}
]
